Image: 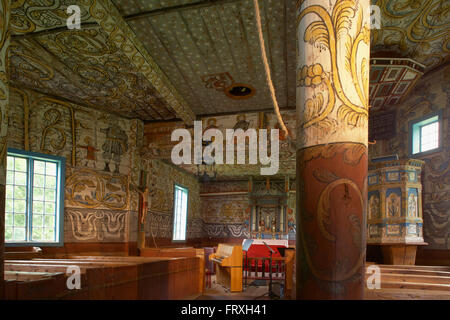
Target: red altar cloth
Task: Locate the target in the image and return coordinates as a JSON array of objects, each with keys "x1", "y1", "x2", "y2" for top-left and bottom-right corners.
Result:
[{"x1": 244, "y1": 244, "x2": 286, "y2": 272}]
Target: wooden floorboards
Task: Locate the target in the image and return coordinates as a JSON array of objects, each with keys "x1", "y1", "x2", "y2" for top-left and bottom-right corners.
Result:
[{"x1": 4, "y1": 258, "x2": 450, "y2": 300}]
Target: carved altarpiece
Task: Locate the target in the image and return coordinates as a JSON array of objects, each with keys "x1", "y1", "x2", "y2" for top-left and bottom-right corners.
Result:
[{"x1": 248, "y1": 178, "x2": 289, "y2": 239}]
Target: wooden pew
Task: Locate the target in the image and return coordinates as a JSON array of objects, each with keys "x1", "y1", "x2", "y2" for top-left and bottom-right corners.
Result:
[
  {"x1": 66, "y1": 255, "x2": 202, "y2": 299},
  {"x1": 139, "y1": 247, "x2": 205, "y2": 294},
  {"x1": 4, "y1": 256, "x2": 202, "y2": 300},
  {"x1": 5, "y1": 271, "x2": 73, "y2": 300}
]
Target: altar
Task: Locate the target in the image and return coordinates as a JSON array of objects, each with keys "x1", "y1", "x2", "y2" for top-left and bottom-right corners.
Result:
[
  {"x1": 247, "y1": 178, "x2": 290, "y2": 240},
  {"x1": 243, "y1": 239, "x2": 289, "y2": 247}
]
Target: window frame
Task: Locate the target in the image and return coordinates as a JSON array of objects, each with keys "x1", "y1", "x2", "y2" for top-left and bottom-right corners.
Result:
[
  {"x1": 171, "y1": 183, "x2": 189, "y2": 243},
  {"x1": 409, "y1": 111, "x2": 443, "y2": 157},
  {"x1": 5, "y1": 148, "x2": 66, "y2": 247}
]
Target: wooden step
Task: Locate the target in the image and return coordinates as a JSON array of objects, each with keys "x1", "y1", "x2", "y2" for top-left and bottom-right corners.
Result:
[
  {"x1": 372, "y1": 267, "x2": 450, "y2": 277},
  {"x1": 365, "y1": 288, "x2": 450, "y2": 300},
  {"x1": 376, "y1": 264, "x2": 450, "y2": 272},
  {"x1": 379, "y1": 280, "x2": 450, "y2": 291},
  {"x1": 365, "y1": 273, "x2": 450, "y2": 285}
]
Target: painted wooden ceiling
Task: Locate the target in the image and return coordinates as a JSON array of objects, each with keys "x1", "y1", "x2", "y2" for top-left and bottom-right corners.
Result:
[
  {"x1": 371, "y1": 0, "x2": 449, "y2": 72},
  {"x1": 113, "y1": 0, "x2": 297, "y2": 116},
  {"x1": 8, "y1": 0, "x2": 449, "y2": 124},
  {"x1": 9, "y1": 0, "x2": 195, "y2": 123}
]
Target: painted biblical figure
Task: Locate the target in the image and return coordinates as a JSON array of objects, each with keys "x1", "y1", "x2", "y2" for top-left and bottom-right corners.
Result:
[
  {"x1": 408, "y1": 193, "x2": 417, "y2": 217},
  {"x1": 100, "y1": 123, "x2": 128, "y2": 173},
  {"x1": 78, "y1": 136, "x2": 98, "y2": 168},
  {"x1": 387, "y1": 193, "x2": 401, "y2": 217},
  {"x1": 369, "y1": 193, "x2": 380, "y2": 219}
]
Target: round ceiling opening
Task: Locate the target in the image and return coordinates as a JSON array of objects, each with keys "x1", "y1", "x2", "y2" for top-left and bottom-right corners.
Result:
[{"x1": 225, "y1": 83, "x2": 255, "y2": 99}]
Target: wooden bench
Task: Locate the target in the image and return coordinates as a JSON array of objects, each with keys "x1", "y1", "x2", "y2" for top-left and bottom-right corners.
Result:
[
  {"x1": 5, "y1": 256, "x2": 202, "y2": 300},
  {"x1": 139, "y1": 247, "x2": 205, "y2": 294}
]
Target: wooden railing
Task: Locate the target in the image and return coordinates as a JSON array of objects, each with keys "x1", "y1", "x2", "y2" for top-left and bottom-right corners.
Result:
[{"x1": 243, "y1": 249, "x2": 295, "y2": 295}]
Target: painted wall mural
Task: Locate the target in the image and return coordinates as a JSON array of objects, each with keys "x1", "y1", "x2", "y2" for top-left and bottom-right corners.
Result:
[
  {"x1": 369, "y1": 65, "x2": 450, "y2": 249},
  {"x1": 65, "y1": 168, "x2": 129, "y2": 211},
  {"x1": 202, "y1": 195, "x2": 248, "y2": 224},
  {"x1": 8, "y1": 86, "x2": 141, "y2": 244},
  {"x1": 176, "y1": 110, "x2": 297, "y2": 179},
  {"x1": 142, "y1": 159, "x2": 201, "y2": 241},
  {"x1": 65, "y1": 208, "x2": 127, "y2": 242},
  {"x1": 200, "y1": 179, "x2": 296, "y2": 241}
]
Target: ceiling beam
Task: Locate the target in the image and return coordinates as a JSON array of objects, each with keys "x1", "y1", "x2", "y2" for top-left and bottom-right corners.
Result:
[
  {"x1": 124, "y1": 0, "x2": 242, "y2": 21},
  {"x1": 11, "y1": 23, "x2": 99, "y2": 40},
  {"x1": 196, "y1": 106, "x2": 296, "y2": 119}
]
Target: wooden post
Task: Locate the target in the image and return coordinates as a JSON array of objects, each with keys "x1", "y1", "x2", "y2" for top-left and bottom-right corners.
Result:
[
  {"x1": 137, "y1": 170, "x2": 148, "y2": 250},
  {"x1": 0, "y1": 0, "x2": 10, "y2": 300},
  {"x1": 295, "y1": 0, "x2": 370, "y2": 299}
]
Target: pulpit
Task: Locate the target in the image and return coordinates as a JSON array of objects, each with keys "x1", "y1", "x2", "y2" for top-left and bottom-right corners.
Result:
[{"x1": 367, "y1": 158, "x2": 427, "y2": 265}]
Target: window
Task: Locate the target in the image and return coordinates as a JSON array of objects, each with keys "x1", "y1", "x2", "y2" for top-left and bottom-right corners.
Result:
[
  {"x1": 410, "y1": 113, "x2": 441, "y2": 155},
  {"x1": 5, "y1": 149, "x2": 65, "y2": 246},
  {"x1": 172, "y1": 184, "x2": 188, "y2": 241}
]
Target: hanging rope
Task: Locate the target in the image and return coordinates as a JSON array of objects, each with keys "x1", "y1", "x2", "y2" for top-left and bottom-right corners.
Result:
[{"x1": 252, "y1": 0, "x2": 291, "y2": 139}]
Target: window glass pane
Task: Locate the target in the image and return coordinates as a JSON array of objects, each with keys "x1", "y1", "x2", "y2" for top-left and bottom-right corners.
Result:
[
  {"x1": 34, "y1": 174, "x2": 45, "y2": 187},
  {"x1": 7, "y1": 156, "x2": 14, "y2": 170},
  {"x1": 421, "y1": 121, "x2": 439, "y2": 152},
  {"x1": 5, "y1": 227, "x2": 13, "y2": 241},
  {"x1": 5, "y1": 199, "x2": 13, "y2": 212},
  {"x1": 46, "y1": 162, "x2": 57, "y2": 176},
  {"x1": 14, "y1": 228, "x2": 25, "y2": 241},
  {"x1": 15, "y1": 172, "x2": 27, "y2": 185},
  {"x1": 33, "y1": 187, "x2": 44, "y2": 201},
  {"x1": 44, "y1": 228, "x2": 55, "y2": 241},
  {"x1": 6, "y1": 185, "x2": 13, "y2": 198},
  {"x1": 14, "y1": 158, "x2": 27, "y2": 172},
  {"x1": 173, "y1": 186, "x2": 188, "y2": 241},
  {"x1": 32, "y1": 228, "x2": 43, "y2": 241},
  {"x1": 14, "y1": 186, "x2": 27, "y2": 200},
  {"x1": 34, "y1": 161, "x2": 46, "y2": 174},
  {"x1": 44, "y1": 215, "x2": 54, "y2": 228},
  {"x1": 33, "y1": 201, "x2": 44, "y2": 214},
  {"x1": 14, "y1": 200, "x2": 26, "y2": 213},
  {"x1": 5, "y1": 213, "x2": 13, "y2": 226},
  {"x1": 6, "y1": 171, "x2": 14, "y2": 185},
  {"x1": 45, "y1": 176, "x2": 56, "y2": 189},
  {"x1": 45, "y1": 203, "x2": 55, "y2": 214},
  {"x1": 33, "y1": 214, "x2": 43, "y2": 227},
  {"x1": 14, "y1": 213, "x2": 26, "y2": 227},
  {"x1": 45, "y1": 189, "x2": 56, "y2": 201}
]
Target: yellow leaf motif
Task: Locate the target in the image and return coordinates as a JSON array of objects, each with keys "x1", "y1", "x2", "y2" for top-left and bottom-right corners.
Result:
[
  {"x1": 304, "y1": 21, "x2": 329, "y2": 50},
  {"x1": 333, "y1": 0, "x2": 356, "y2": 38},
  {"x1": 304, "y1": 93, "x2": 324, "y2": 123}
]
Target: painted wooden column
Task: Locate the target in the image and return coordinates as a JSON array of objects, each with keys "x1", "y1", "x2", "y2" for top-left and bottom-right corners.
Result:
[
  {"x1": 0, "y1": 0, "x2": 10, "y2": 299},
  {"x1": 295, "y1": 0, "x2": 370, "y2": 299}
]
